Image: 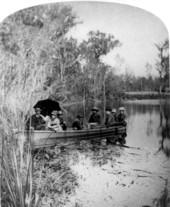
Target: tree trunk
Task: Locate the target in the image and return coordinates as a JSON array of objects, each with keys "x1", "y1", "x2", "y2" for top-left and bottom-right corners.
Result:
[
  {"x1": 103, "y1": 76, "x2": 106, "y2": 124},
  {"x1": 83, "y1": 78, "x2": 86, "y2": 122}
]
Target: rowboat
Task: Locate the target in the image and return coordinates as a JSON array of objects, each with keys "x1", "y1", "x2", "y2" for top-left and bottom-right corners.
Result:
[{"x1": 21, "y1": 125, "x2": 126, "y2": 148}]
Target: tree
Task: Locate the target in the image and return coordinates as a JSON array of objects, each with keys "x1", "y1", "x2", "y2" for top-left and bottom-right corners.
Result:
[
  {"x1": 155, "y1": 39, "x2": 169, "y2": 93},
  {"x1": 145, "y1": 62, "x2": 153, "y2": 92},
  {"x1": 80, "y1": 30, "x2": 121, "y2": 103},
  {"x1": 0, "y1": 4, "x2": 80, "y2": 105},
  {"x1": 124, "y1": 67, "x2": 135, "y2": 92}
]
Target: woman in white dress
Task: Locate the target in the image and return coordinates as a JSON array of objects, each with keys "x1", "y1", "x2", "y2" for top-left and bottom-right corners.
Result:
[{"x1": 47, "y1": 111, "x2": 63, "y2": 132}]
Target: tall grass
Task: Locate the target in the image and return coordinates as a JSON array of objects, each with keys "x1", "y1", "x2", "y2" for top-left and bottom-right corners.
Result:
[
  {"x1": 1, "y1": 138, "x2": 33, "y2": 207},
  {"x1": 0, "y1": 6, "x2": 69, "y2": 205},
  {"x1": 0, "y1": 93, "x2": 38, "y2": 207},
  {"x1": 0, "y1": 47, "x2": 49, "y2": 206}
]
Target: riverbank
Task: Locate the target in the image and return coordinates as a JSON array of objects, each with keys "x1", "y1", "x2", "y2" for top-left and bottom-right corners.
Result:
[
  {"x1": 33, "y1": 140, "x2": 170, "y2": 207},
  {"x1": 124, "y1": 91, "x2": 170, "y2": 100}
]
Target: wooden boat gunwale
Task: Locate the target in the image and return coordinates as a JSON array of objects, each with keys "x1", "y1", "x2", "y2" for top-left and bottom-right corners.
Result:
[{"x1": 21, "y1": 125, "x2": 126, "y2": 148}]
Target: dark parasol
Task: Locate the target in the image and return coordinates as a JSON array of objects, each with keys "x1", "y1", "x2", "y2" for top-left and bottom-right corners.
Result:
[{"x1": 34, "y1": 99, "x2": 61, "y2": 116}]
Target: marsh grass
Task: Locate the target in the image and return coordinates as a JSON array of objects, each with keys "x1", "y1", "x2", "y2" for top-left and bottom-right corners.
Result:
[
  {"x1": 0, "y1": 58, "x2": 48, "y2": 206},
  {"x1": 1, "y1": 140, "x2": 33, "y2": 207},
  {"x1": 0, "y1": 99, "x2": 37, "y2": 207},
  {"x1": 0, "y1": 97, "x2": 76, "y2": 207}
]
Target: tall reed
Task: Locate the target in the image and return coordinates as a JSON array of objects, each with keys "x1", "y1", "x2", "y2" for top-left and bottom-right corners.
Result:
[{"x1": 0, "y1": 49, "x2": 48, "y2": 206}]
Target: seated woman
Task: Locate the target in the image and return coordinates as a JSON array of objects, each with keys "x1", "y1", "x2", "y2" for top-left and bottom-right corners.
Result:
[{"x1": 47, "y1": 111, "x2": 63, "y2": 132}]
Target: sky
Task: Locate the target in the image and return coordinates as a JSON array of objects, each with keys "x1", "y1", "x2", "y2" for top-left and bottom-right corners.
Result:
[
  {"x1": 0, "y1": 0, "x2": 169, "y2": 77},
  {"x1": 64, "y1": 2, "x2": 168, "y2": 77}
]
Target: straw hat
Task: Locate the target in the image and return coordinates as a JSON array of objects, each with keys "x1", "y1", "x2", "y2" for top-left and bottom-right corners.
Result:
[
  {"x1": 35, "y1": 107, "x2": 41, "y2": 112},
  {"x1": 118, "y1": 107, "x2": 125, "y2": 111},
  {"x1": 51, "y1": 110, "x2": 58, "y2": 116},
  {"x1": 57, "y1": 111, "x2": 63, "y2": 115},
  {"x1": 112, "y1": 108, "x2": 117, "y2": 113},
  {"x1": 91, "y1": 107, "x2": 99, "y2": 111}
]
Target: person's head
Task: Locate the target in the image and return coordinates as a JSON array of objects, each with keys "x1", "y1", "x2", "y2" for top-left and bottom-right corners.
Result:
[
  {"x1": 118, "y1": 107, "x2": 125, "y2": 114},
  {"x1": 77, "y1": 114, "x2": 83, "y2": 120},
  {"x1": 105, "y1": 107, "x2": 111, "y2": 115},
  {"x1": 91, "y1": 107, "x2": 99, "y2": 114},
  {"x1": 112, "y1": 108, "x2": 117, "y2": 114},
  {"x1": 57, "y1": 111, "x2": 63, "y2": 118},
  {"x1": 51, "y1": 110, "x2": 58, "y2": 119},
  {"x1": 35, "y1": 108, "x2": 41, "y2": 115}
]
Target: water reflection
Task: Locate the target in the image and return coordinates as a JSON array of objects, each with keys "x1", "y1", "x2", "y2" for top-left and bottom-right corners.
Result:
[
  {"x1": 126, "y1": 99, "x2": 170, "y2": 158},
  {"x1": 157, "y1": 100, "x2": 170, "y2": 157},
  {"x1": 63, "y1": 99, "x2": 170, "y2": 157},
  {"x1": 61, "y1": 100, "x2": 170, "y2": 207}
]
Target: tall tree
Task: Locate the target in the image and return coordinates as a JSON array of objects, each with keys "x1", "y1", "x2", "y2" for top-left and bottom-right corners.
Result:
[
  {"x1": 145, "y1": 62, "x2": 153, "y2": 92},
  {"x1": 0, "y1": 4, "x2": 79, "y2": 106},
  {"x1": 80, "y1": 30, "x2": 121, "y2": 103},
  {"x1": 155, "y1": 39, "x2": 169, "y2": 93}
]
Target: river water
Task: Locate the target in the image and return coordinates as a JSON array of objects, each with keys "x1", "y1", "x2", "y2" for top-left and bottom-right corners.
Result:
[{"x1": 63, "y1": 99, "x2": 170, "y2": 207}]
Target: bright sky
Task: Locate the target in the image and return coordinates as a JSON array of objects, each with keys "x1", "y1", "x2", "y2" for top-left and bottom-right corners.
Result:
[
  {"x1": 0, "y1": 0, "x2": 169, "y2": 77},
  {"x1": 65, "y1": 2, "x2": 168, "y2": 77}
]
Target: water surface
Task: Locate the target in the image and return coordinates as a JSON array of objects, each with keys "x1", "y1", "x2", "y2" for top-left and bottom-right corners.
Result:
[{"x1": 63, "y1": 100, "x2": 170, "y2": 207}]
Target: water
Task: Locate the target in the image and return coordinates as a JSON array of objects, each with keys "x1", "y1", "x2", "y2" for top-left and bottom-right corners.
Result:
[{"x1": 63, "y1": 100, "x2": 170, "y2": 207}]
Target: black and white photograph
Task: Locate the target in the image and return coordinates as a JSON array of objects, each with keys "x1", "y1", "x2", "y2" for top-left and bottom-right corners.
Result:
[{"x1": 0, "y1": 1, "x2": 170, "y2": 207}]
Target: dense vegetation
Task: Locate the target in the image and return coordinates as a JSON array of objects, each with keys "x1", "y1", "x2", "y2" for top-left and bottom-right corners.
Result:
[{"x1": 0, "y1": 4, "x2": 169, "y2": 107}]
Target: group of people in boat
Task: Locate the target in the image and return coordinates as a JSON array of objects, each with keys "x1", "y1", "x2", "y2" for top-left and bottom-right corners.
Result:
[
  {"x1": 87, "y1": 106, "x2": 126, "y2": 129},
  {"x1": 26, "y1": 108, "x2": 67, "y2": 132},
  {"x1": 26, "y1": 106, "x2": 126, "y2": 132}
]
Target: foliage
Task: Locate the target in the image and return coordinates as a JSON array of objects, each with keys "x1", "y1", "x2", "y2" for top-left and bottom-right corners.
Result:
[
  {"x1": 0, "y1": 4, "x2": 79, "y2": 104},
  {"x1": 79, "y1": 31, "x2": 121, "y2": 103},
  {"x1": 80, "y1": 30, "x2": 120, "y2": 63},
  {"x1": 155, "y1": 39, "x2": 169, "y2": 90},
  {"x1": 0, "y1": 4, "x2": 80, "y2": 207}
]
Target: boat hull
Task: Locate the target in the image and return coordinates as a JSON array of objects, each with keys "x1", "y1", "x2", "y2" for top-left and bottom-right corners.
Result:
[{"x1": 21, "y1": 125, "x2": 126, "y2": 148}]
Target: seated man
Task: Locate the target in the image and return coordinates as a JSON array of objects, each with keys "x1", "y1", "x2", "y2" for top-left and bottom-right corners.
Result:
[
  {"x1": 26, "y1": 107, "x2": 46, "y2": 130},
  {"x1": 57, "y1": 111, "x2": 67, "y2": 130},
  {"x1": 47, "y1": 111, "x2": 63, "y2": 132},
  {"x1": 105, "y1": 107, "x2": 116, "y2": 127},
  {"x1": 72, "y1": 115, "x2": 84, "y2": 130},
  {"x1": 111, "y1": 108, "x2": 118, "y2": 122},
  {"x1": 117, "y1": 107, "x2": 127, "y2": 126},
  {"x1": 88, "y1": 107, "x2": 101, "y2": 129}
]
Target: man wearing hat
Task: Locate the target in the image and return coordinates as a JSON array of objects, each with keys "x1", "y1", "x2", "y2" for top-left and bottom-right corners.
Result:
[
  {"x1": 26, "y1": 107, "x2": 46, "y2": 130},
  {"x1": 72, "y1": 115, "x2": 84, "y2": 130},
  {"x1": 88, "y1": 107, "x2": 101, "y2": 128},
  {"x1": 111, "y1": 108, "x2": 118, "y2": 122},
  {"x1": 47, "y1": 111, "x2": 63, "y2": 132},
  {"x1": 117, "y1": 107, "x2": 126, "y2": 126},
  {"x1": 105, "y1": 107, "x2": 116, "y2": 127}
]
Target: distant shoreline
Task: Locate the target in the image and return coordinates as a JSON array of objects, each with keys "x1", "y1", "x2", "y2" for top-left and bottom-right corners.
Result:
[{"x1": 124, "y1": 91, "x2": 170, "y2": 100}]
